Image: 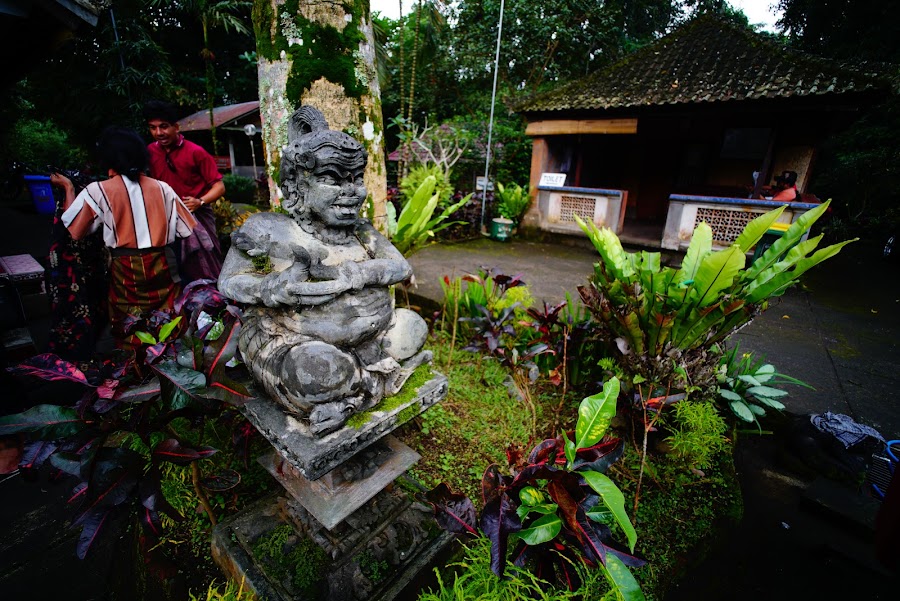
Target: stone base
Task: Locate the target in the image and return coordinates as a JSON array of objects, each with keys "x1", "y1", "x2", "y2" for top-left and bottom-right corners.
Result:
[
  {"x1": 242, "y1": 372, "x2": 448, "y2": 480},
  {"x1": 260, "y1": 435, "x2": 420, "y2": 530},
  {"x1": 211, "y1": 484, "x2": 455, "y2": 601}
]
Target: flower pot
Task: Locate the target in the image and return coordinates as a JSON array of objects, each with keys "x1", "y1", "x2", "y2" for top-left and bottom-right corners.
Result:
[{"x1": 490, "y1": 217, "x2": 514, "y2": 241}]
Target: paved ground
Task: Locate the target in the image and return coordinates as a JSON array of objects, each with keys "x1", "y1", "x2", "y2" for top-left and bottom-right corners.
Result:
[
  {"x1": 2, "y1": 198, "x2": 898, "y2": 598},
  {"x1": 408, "y1": 233, "x2": 900, "y2": 598}
]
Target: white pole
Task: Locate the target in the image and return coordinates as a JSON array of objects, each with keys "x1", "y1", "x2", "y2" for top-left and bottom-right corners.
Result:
[{"x1": 480, "y1": 0, "x2": 505, "y2": 233}]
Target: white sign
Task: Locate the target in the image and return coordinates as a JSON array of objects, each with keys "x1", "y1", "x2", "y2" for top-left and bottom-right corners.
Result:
[
  {"x1": 475, "y1": 176, "x2": 494, "y2": 192},
  {"x1": 539, "y1": 172, "x2": 567, "y2": 187}
]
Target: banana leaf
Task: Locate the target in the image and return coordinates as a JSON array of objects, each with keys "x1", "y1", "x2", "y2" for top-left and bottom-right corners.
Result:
[
  {"x1": 733, "y1": 205, "x2": 787, "y2": 252},
  {"x1": 742, "y1": 200, "x2": 831, "y2": 282}
]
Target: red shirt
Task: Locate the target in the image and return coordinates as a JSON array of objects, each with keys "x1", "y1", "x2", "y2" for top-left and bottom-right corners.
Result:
[{"x1": 147, "y1": 135, "x2": 222, "y2": 199}]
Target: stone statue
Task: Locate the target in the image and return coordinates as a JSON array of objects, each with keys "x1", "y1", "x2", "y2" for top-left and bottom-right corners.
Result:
[{"x1": 218, "y1": 106, "x2": 432, "y2": 436}]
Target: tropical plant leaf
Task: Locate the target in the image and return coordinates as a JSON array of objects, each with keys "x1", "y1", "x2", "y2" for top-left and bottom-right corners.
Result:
[
  {"x1": 733, "y1": 206, "x2": 787, "y2": 252},
  {"x1": 730, "y1": 400, "x2": 755, "y2": 422},
  {"x1": 573, "y1": 438, "x2": 624, "y2": 474},
  {"x1": 75, "y1": 507, "x2": 113, "y2": 559},
  {"x1": 676, "y1": 221, "x2": 712, "y2": 282},
  {"x1": 719, "y1": 389, "x2": 742, "y2": 402},
  {"x1": 747, "y1": 386, "x2": 789, "y2": 398},
  {"x1": 19, "y1": 440, "x2": 57, "y2": 470},
  {"x1": 580, "y1": 471, "x2": 637, "y2": 553},
  {"x1": 152, "y1": 361, "x2": 207, "y2": 412},
  {"x1": 422, "y1": 483, "x2": 478, "y2": 535},
  {"x1": 0, "y1": 405, "x2": 88, "y2": 438},
  {"x1": 753, "y1": 396, "x2": 786, "y2": 410},
  {"x1": 157, "y1": 316, "x2": 183, "y2": 343},
  {"x1": 575, "y1": 377, "x2": 619, "y2": 451},
  {"x1": 519, "y1": 486, "x2": 545, "y2": 506},
  {"x1": 395, "y1": 175, "x2": 436, "y2": 234},
  {"x1": 691, "y1": 245, "x2": 746, "y2": 307},
  {"x1": 152, "y1": 439, "x2": 218, "y2": 465},
  {"x1": 600, "y1": 553, "x2": 646, "y2": 601},
  {"x1": 113, "y1": 378, "x2": 161, "y2": 403},
  {"x1": 743, "y1": 200, "x2": 832, "y2": 281},
  {"x1": 8, "y1": 353, "x2": 91, "y2": 386},
  {"x1": 744, "y1": 238, "x2": 856, "y2": 303},
  {"x1": 135, "y1": 331, "x2": 157, "y2": 345},
  {"x1": 480, "y1": 490, "x2": 522, "y2": 577},
  {"x1": 518, "y1": 513, "x2": 562, "y2": 546}
]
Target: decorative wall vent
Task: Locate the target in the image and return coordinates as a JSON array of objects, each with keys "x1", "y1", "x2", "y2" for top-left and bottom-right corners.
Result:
[
  {"x1": 695, "y1": 206, "x2": 766, "y2": 246},
  {"x1": 558, "y1": 195, "x2": 600, "y2": 224}
]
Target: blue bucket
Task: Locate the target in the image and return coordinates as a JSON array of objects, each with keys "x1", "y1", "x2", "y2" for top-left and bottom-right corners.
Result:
[{"x1": 24, "y1": 175, "x2": 56, "y2": 215}]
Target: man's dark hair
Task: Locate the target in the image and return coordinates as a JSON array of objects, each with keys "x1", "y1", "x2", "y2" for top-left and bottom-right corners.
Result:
[
  {"x1": 143, "y1": 100, "x2": 181, "y2": 124},
  {"x1": 97, "y1": 127, "x2": 149, "y2": 181}
]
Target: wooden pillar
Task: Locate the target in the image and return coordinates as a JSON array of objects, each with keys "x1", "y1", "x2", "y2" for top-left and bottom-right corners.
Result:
[{"x1": 523, "y1": 137, "x2": 550, "y2": 229}]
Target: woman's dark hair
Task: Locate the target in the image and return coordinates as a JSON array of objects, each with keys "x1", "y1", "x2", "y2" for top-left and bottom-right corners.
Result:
[
  {"x1": 97, "y1": 127, "x2": 149, "y2": 181},
  {"x1": 142, "y1": 100, "x2": 181, "y2": 124}
]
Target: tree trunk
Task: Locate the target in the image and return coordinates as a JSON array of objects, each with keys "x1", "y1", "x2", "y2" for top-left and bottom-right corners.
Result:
[
  {"x1": 252, "y1": 0, "x2": 388, "y2": 230},
  {"x1": 406, "y1": 1, "x2": 422, "y2": 123},
  {"x1": 202, "y1": 18, "x2": 219, "y2": 156}
]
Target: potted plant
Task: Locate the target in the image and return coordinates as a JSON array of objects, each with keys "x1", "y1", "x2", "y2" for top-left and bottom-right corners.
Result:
[{"x1": 492, "y1": 182, "x2": 530, "y2": 241}]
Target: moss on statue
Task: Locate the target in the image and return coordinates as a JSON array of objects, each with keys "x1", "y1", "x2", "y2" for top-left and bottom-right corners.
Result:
[
  {"x1": 345, "y1": 365, "x2": 433, "y2": 429},
  {"x1": 252, "y1": 523, "x2": 329, "y2": 596}
]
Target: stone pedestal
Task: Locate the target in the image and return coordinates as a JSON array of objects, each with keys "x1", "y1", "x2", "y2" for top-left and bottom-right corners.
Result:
[{"x1": 211, "y1": 372, "x2": 451, "y2": 600}]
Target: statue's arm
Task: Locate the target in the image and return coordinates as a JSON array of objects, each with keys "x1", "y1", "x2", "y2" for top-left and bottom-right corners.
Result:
[
  {"x1": 217, "y1": 248, "x2": 268, "y2": 304},
  {"x1": 353, "y1": 222, "x2": 413, "y2": 286}
]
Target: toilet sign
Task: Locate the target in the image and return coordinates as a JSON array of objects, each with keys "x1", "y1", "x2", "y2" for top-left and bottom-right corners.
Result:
[{"x1": 539, "y1": 172, "x2": 566, "y2": 187}]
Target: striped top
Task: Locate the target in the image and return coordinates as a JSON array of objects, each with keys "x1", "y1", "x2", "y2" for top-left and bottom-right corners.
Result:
[{"x1": 62, "y1": 175, "x2": 197, "y2": 249}]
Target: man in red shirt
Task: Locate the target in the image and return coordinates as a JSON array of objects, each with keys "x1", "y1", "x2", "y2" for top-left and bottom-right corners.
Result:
[{"x1": 143, "y1": 100, "x2": 225, "y2": 283}]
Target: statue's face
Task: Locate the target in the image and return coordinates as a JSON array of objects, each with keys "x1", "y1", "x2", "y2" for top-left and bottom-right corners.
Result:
[{"x1": 303, "y1": 163, "x2": 367, "y2": 228}]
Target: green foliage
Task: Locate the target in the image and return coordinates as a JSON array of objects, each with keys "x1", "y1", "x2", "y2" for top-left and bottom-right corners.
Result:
[
  {"x1": 250, "y1": 253, "x2": 273, "y2": 274},
  {"x1": 418, "y1": 536, "x2": 607, "y2": 601},
  {"x1": 357, "y1": 550, "x2": 390, "y2": 584},
  {"x1": 388, "y1": 175, "x2": 470, "y2": 255},
  {"x1": 253, "y1": 523, "x2": 328, "y2": 595},
  {"x1": 222, "y1": 173, "x2": 257, "y2": 204},
  {"x1": 575, "y1": 201, "x2": 855, "y2": 391},
  {"x1": 401, "y1": 163, "x2": 454, "y2": 207},
  {"x1": 495, "y1": 182, "x2": 531, "y2": 224},
  {"x1": 6, "y1": 118, "x2": 87, "y2": 170},
  {"x1": 188, "y1": 577, "x2": 254, "y2": 601},
  {"x1": 717, "y1": 345, "x2": 811, "y2": 426},
  {"x1": 664, "y1": 401, "x2": 729, "y2": 469}
]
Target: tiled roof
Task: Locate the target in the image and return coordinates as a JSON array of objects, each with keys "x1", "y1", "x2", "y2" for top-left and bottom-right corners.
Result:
[
  {"x1": 514, "y1": 14, "x2": 888, "y2": 114},
  {"x1": 179, "y1": 101, "x2": 260, "y2": 132}
]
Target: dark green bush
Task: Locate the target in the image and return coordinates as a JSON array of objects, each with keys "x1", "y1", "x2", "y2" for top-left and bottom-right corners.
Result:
[
  {"x1": 223, "y1": 173, "x2": 258, "y2": 204},
  {"x1": 7, "y1": 118, "x2": 87, "y2": 170}
]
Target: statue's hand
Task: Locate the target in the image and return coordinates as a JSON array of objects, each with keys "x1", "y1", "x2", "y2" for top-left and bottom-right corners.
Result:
[
  {"x1": 338, "y1": 261, "x2": 367, "y2": 291},
  {"x1": 260, "y1": 271, "x2": 301, "y2": 307}
]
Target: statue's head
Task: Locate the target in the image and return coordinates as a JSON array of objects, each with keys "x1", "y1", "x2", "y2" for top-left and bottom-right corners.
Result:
[{"x1": 280, "y1": 106, "x2": 368, "y2": 230}]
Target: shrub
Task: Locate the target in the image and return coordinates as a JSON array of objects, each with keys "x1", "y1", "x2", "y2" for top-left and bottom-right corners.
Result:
[
  {"x1": 495, "y1": 182, "x2": 531, "y2": 224},
  {"x1": 664, "y1": 401, "x2": 729, "y2": 469},
  {"x1": 401, "y1": 164, "x2": 454, "y2": 207},
  {"x1": 222, "y1": 173, "x2": 257, "y2": 205},
  {"x1": 576, "y1": 201, "x2": 854, "y2": 393},
  {"x1": 7, "y1": 118, "x2": 87, "y2": 170}
]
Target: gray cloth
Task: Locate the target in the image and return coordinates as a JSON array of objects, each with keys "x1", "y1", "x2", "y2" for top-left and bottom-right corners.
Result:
[{"x1": 810, "y1": 412, "x2": 885, "y2": 449}]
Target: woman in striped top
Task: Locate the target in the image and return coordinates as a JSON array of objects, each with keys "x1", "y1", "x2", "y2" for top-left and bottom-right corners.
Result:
[{"x1": 56, "y1": 127, "x2": 196, "y2": 347}]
